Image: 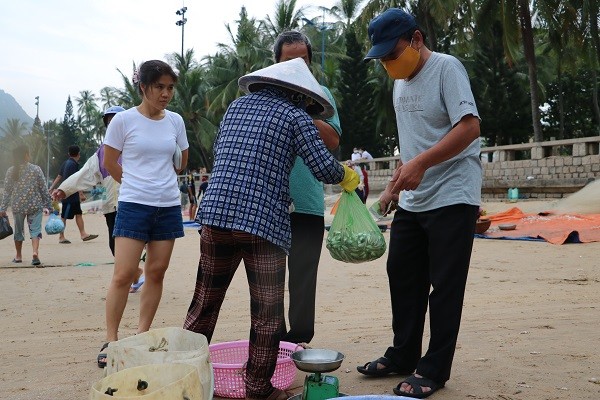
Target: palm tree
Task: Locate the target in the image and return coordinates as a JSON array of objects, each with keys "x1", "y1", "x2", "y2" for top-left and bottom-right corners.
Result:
[
  {"x1": 168, "y1": 50, "x2": 217, "y2": 170},
  {"x1": 0, "y1": 119, "x2": 29, "y2": 148},
  {"x1": 535, "y1": 0, "x2": 581, "y2": 139},
  {"x1": 205, "y1": 7, "x2": 272, "y2": 118},
  {"x1": 99, "y1": 87, "x2": 119, "y2": 110},
  {"x1": 75, "y1": 90, "x2": 102, "y2": 157},
  {"x1": 262, "y1": 0, "x2": 306, "y2": 40},
  {"x1": 578, "y1": 0, "x2": 600, "y2": 133},
  {"x1": 113, "y1": 62, "x2": 142, "y2": 109},
  {"x1": 515, "y1": 0, "x2": 544, "y2": 142},
  {"x1": 23, "y1": 129, "x2": 48, "y2": 169},
  {"x1": 76, "y1": 90, "x2": 99, "y2": 117},
  {"x1": 330, "y1": 0, "x2": 365, "y2": 26}
]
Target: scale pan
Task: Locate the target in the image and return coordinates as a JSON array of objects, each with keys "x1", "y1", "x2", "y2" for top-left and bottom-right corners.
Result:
[{"x1": 291, "y1": 349, "x2": 345, "y2": 373}]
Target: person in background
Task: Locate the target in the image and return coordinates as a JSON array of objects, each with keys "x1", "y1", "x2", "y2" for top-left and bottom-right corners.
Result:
[
  {"x1": 197, "y1": 176, "x2": 209, "y2": 200},
  {"x1": 359, "y1": 147, "x2": 374, "y2": 161},
  {"x1": 100, "y1": 59, "x2": 189, "y2": 367},
  {"x1": 53, "y1": 107, "x2": 124, "y2": 256},
  {"x1": 48, "y1": 145, "x2": 98, "y2": 244},
  {"x1": 347, "y1": 160, "x2": 366, "y2": 203},
  {"x1": 184, "y1": 58, "x2": 359, "y2": 400},
  {"x1": 0, "y1": 145, "x2": 52, "y2": 265},
  {"x1": 187, "y1": 174, "x2": 198, "y2": 221},
  {"x1": 357, "y1": 8, "x2": 482, "y2": 399},
  {"x1": 361, "y1": 164, "x2": 370, "y2": 202},
  {"x1": 358, "y1": 146, "x2": 374, "y2": 175},
  {"x1": 52, "y1": 106, "x2": 145, "y2": 293},
  {"x1": 351, "y1": 147, "x2": 362, "y2": 162},
  {"x1": 273, "y1": 30, "x2": 343, "y2": 346}
]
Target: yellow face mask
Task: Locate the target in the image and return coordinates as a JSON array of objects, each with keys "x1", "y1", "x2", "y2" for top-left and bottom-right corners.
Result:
[{"x1": 380, "y1": 40, "x2": 420, "y2": 80}]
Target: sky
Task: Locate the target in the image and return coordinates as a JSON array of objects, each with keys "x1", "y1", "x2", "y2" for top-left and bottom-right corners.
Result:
[{"x1": 0, "y1": 0, "x2": 338, "y2": 123}]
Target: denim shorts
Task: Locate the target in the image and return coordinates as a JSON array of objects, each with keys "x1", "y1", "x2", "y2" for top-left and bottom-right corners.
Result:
[
  {"x1": 13, "y1": 210, "x2": 43, "y2": 241},
  {"x1": 113, "y1": 201, "x2": 184, "y2": 242}
]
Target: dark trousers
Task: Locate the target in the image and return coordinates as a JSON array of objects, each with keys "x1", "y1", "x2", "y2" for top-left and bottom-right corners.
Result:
[
  {"x1": 282, "y1": 213, "x2": 324, "y2": 344},
  {"x1": 383, "y1": 204, "x2": 478, "y2": 384},
  {"x1": 184, "y1": 226, "x2": 286, "y2": 398},
  {"x1": 104, "y1": 211, "x2": 117, "y2": 256}
]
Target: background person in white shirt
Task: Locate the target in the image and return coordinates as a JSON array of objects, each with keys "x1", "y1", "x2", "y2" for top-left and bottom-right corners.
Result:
[{"x1": 359, "y1": 147, "x2": 374, "y2": 161}]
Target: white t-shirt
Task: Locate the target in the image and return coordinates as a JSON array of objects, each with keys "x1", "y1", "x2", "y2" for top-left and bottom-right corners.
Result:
[
  {"x1": 353, "y1": 165, "x2": 364, "y2": 183},
  {"x1": 104, "y1": 107, "x2": 189, "y2": 207},
  {"x1": 351, "y1": 152, "x2": 362, "y2": 161},
  {"x1": 361, "y1": 150, "x2": 373, "y2": 160}
]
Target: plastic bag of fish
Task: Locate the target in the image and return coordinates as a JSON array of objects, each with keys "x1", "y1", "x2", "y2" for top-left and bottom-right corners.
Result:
[{"x1": 326, "y1": 191, "x2": 387, "y2": 263}]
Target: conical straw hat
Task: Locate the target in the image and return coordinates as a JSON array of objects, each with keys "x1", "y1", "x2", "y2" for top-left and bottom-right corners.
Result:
[{"x1": 238, "y1": 57, "x2": 334, "y2": 119}]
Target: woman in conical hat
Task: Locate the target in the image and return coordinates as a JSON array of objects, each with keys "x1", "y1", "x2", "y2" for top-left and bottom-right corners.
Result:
[
  {"x1": 184, "y1": 58, "x2": 360, "y2": 400},
  {"x1": 238, "y1": 57, "x2": 334, "y2": 119}
]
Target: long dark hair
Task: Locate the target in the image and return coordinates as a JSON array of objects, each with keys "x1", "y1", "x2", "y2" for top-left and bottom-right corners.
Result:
[{"x1": 11, "y1": 144, "x2": 29, "y2": 182}]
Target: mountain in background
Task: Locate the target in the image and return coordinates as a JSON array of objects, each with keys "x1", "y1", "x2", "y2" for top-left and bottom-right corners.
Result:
[{"x1": 0, "y1": 89, "x2": 34, "y2": 135}]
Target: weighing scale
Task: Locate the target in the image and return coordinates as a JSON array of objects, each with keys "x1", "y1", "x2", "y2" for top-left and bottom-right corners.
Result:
[{"x1": 290, "y1": 349, "x2": 346, "y2": 400}]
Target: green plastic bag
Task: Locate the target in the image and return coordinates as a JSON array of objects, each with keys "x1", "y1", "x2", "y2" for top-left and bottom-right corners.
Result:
[{"x1": 326, "y1": 191, "x2": 387, "y2": 263}]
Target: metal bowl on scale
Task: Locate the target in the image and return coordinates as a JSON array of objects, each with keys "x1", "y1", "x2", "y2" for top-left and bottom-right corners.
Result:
[{"x1": 291, "y1": 349, "x2": 345, "y2": 373}]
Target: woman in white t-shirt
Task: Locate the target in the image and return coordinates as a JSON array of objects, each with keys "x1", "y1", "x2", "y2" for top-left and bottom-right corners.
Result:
[{"x1": 98, "y1": 59, "x2": 189, "y2": 368}]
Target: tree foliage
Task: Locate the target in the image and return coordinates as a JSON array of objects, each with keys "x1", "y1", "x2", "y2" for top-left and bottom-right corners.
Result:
[
  {"x1": 20, "y1": 0, "x2": 600, "y2": 177},
  {"x1": 338, "y1": 26, "x2": 380, "y2": 157}
]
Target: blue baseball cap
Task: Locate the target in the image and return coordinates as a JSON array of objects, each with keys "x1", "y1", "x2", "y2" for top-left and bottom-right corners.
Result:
[{"x1": 364, "y1": 8, "x2": 417, "y2": 62}]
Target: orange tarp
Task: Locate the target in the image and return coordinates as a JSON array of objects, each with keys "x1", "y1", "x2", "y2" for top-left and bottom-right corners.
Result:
[{"x1": 482, "y1": 207, "x2": 600, "y2": 244}]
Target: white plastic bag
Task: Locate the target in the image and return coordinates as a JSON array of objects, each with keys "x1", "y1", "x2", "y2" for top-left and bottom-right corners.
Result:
[
  {"x1": 91, "y1": 363, "x2": 202, "y2": 399},
  {"x1": 105, "y1": 327, "x2": 213, "y2": 400}
]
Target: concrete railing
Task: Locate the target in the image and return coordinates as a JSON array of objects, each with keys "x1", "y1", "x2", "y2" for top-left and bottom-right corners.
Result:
[{"x1": 330, "y1": 136, "x2": 600, "y2": 200}]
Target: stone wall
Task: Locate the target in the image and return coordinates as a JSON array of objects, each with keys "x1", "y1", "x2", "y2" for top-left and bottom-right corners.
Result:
[{"x1": 343, "y1": 136, "x2": 600, "y2": 200}]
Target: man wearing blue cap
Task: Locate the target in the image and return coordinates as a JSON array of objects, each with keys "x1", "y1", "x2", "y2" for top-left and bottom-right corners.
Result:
[{"x1": 357, "y1": 8, "x2": 482, "y2": 399}]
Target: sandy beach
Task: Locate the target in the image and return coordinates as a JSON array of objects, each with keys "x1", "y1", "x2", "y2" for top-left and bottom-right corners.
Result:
[{"x1": 1, "y1": 197, "x2": 599, "y2": 400}]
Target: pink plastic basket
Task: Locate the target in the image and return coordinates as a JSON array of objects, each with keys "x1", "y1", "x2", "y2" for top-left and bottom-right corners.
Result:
[{"x1": 209, "y1": 340, "x2": 298, "y2": 398}]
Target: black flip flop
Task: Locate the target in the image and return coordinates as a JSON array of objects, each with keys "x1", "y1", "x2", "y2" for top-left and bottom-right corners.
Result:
[
  {"x1": 357, "y1": 356, "x2": 403, "y2": 377},
  {"x1": 393, "y1": 374, "x2": 444, "y2": 398},
  {"x1": 97, "y1": 342, "x2": 109, "y2": 368}
]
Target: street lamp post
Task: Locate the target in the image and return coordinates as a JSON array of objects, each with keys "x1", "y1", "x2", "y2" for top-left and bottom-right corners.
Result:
[
  {"x1": 301, "y1": 13, "x2": 330, "y2": 83},
  {"x1": 175, "y1": 6, "x2": 188, "y2": 59}
]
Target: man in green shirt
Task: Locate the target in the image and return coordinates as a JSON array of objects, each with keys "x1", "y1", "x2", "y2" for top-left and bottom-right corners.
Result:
[{"x1": 273, "y1": 31, "x2": 342, "y2": 344}]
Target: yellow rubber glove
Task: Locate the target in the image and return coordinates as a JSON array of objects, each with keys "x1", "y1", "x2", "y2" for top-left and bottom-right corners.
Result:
[{"x1": 339, "y1": 164, "x2": 360, "y2": 192}]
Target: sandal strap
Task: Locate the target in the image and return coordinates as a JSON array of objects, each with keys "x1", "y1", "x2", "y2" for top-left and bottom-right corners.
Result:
[{"x1": 400, "y1": 374, "x2": 441, "y2": 394}]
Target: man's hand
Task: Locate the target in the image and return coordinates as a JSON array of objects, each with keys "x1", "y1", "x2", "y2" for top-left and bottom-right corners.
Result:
[
  {"x1": 390, "y1": 158, "x2": 427, "y2": 193},
  {"x1": 378, "y1": 189, "x2": 399, "y2": 216},
  {"x1": 51, "y1": 189, "x2": 66, "y2": 201}
]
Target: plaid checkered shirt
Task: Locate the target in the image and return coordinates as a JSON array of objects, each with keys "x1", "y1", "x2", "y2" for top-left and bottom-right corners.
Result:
[{"x1": 196, "y1": 87, "x2": 344, "y2": 253}]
